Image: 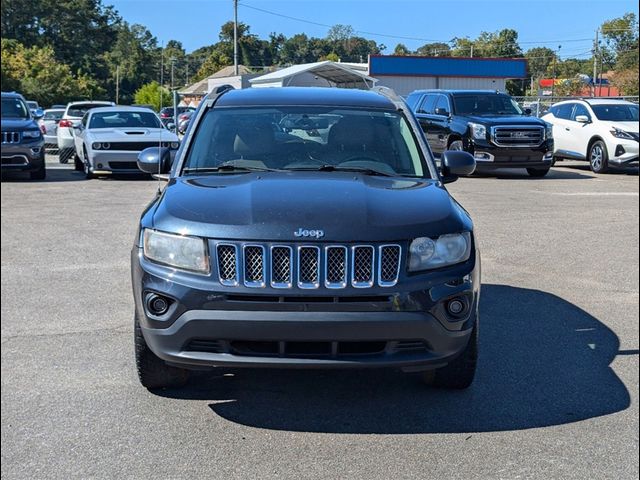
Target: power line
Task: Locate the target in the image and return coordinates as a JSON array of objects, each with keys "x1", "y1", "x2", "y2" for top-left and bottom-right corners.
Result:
[{"x1": 239, "y1": 1, "x2": 620, "y2": 49}]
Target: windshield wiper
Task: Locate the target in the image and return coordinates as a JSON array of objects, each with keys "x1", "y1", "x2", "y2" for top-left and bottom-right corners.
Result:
[
  {"x1": 286, "y1": 165, "x2": 395, "y2": 177},
  {"x1": 182, "y1": 165, "x2": 280, "y2": 174}
]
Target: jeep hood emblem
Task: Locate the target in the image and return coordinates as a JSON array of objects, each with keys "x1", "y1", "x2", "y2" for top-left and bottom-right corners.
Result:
[{"x1": 294, "y1": 228, "x2": 324, "y2": 239}]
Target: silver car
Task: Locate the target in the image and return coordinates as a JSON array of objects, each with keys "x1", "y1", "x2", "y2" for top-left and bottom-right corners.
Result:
[
  {"x1": 72, "y1": 106, "x2": 180, "y2": 178},
  {"x1": 40, "y1": 108, "x2": 65, "y2": 151}
]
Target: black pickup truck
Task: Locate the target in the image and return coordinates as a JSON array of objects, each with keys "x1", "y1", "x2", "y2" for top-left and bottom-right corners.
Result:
[{"x1": 407, "y1": 90, "x2": 554, "y2": 177}]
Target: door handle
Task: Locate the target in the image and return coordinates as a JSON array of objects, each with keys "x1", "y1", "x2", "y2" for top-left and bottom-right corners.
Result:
[{"x1": 565, "y1": 127, "x2": 570, "y2": 131}]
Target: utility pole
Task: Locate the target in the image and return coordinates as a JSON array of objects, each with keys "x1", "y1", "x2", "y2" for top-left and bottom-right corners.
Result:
[
  {"x1": 170, "y1": 57, "x2": 175, "y2": 91},
  {"x1": 551, "y1": 45, "x2": 561, "y2": 98},
  {"x1": 185, "y1": 57, "x2": 189, "y2": 86},
  {"x1": 115, "y1": 65, "x2": 120, "y2": 105},
  {"x1": 593, "y1": 29, "x2": 599, "y2": 96},
  {"x1": 470, "y1": 44, "x2": 474, "y2": 58},
  {"x1": 233, "y1": 0, "x2": 239, "y2": 75},
  {"x1": 160, "y1": 43, "x2": 164, "y2": 111}
]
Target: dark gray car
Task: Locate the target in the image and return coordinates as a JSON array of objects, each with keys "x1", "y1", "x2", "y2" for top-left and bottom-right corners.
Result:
[
  {"x1": 1, "y1": 91, "x2": 46, "y2": 180},
  {"x1": 131, "y1": 86, "x2": 480, "y2": 391}
]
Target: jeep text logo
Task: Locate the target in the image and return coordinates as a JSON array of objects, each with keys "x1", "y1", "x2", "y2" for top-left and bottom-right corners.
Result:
[{"x1": 294, "y1": 228, "x2": 325, "y2": 239}]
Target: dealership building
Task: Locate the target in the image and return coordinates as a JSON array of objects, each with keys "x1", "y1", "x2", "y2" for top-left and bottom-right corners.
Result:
[{"x1": 368, "y1": 55, "x2": 528, "y2": 96}]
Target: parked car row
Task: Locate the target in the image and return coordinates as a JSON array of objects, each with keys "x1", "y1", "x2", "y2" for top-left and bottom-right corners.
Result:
[{"x1": 406, "y1": 89, "x2": 638, "y2": 175}]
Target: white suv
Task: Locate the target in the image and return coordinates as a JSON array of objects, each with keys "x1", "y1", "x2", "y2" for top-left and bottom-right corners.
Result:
[
  {"x1": 541, "y1": 99, "x2": 638, "y2": 173},
  {"x1": 56, "y1": 101, "x2": 114, "y2": 163}
]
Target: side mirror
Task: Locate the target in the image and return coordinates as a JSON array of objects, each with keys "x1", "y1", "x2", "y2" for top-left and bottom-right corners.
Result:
[
  {"x1": 441, "y1": 150, "x2": 476, "y2": 184},
  {"x1": 33, "y1": 111, "x2": 44, "y2": 120},
  {"x1": 434, "y1": 107, "x2": 450, "y2": 117},
  {"x1": 524, "y1": 108, "x2": 532, "y2": 116},
  {"x1": 166, "y1": 122, "x2": 176, "y2": 132},
  {"x1": 137, "y1": 147, "x2": 172, "y2": 174},
  {"x1": 575, "y1": 115, "x2": 590, "y2": 124}
]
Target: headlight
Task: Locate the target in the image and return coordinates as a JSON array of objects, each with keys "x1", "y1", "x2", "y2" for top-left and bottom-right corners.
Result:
[
  {"x1": 545, "y1": 123, "x2": 553, "y2": 139},
  {"x1": 170, "y1": 142, "x2": 180, "y2": 149},
  {"x1": 102, "y1": 142, "x2": 110, "y2": 150},
  {"x1": 468, "y1": 122, "x2": 486, "y2": 140},
  {"x1": 92, "y1": 142, "x2": 102, "y2": 150},
  {"x1": 143, "y1": 229, "x2": 209, "y2": 273},
  {"x1": 408, "y1": 232, "x2": 472, "y2": 272},
  {"x1": 22, "y1": 130, "x2": 41, "y2": 139},
  {"x1": 610, "y1": 127, "x2": 634, "y2": 140}
]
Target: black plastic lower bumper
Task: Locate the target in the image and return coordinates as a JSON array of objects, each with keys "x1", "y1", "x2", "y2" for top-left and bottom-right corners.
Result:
[
  {"x1": 470, "y1": 139, "x2": 554, "y2": 170},
  {"x1": 141, "y1": 309, "x2": 476, "y2": 369}
]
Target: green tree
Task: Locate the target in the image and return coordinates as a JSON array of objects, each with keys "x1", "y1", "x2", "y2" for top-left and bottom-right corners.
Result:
[
  {"x1": 1, "y1": 39, "x2": 105, "y2": 106},
  {"x1": 601, "y1": 12, "x2": 639, "y2": 71},
  {"x1": 416, "y1": 42, "x2": 451, "y2": 56},
  {"x1": 611, "y1": 68, "x2": 639, "y2": 95},
  {"x1": 195, "y1": 50, "x2": 232, "y2": 80},
  {"x1": 393, "y1": 43, "x2": 410, "y2": 56},
  {"x1": 525, "y1": 47, "x2": 557, "y2": 79},
  {"x1": 133, "y1": 81, "x2": 172, "y2": 111}
]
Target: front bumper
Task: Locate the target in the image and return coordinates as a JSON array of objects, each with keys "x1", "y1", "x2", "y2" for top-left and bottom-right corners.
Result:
[
  {"x1": 90, "y1": 150, "x2": 177, "y2": 173},
  {"x1": 608, "y1": 138, "x2": 639, "y2": 167},
  {"x1": 131, "y1": 246, "x2": 480, "y2": 370},
  {"x1": 468, "y1": 138, "x2": 554, "y2": 169},
  {"x1": 1, "y1": 141, "x2": 45, "y2": 172}
]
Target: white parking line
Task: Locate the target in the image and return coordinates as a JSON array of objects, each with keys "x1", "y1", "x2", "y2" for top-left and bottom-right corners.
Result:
[{"x1": 532, "y1": 191, "x2": 639, "y2": 197}]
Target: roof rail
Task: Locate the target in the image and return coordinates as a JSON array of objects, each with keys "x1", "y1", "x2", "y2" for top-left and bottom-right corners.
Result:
[
  {"x1": 372, "y1": 85, "x2": 403, "y2": 102},
  {"x1": 203, "y1": 84, "x2": 235, "y2": 104}
]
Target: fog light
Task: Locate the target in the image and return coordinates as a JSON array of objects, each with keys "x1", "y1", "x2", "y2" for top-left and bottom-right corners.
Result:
[
  {"x1": 146, "y1": 293, "x2": 171, "y2": 316},
  {"x1": 474, "y1": 151, "x2": 494, "y2": 162},
  {"x1": 615, "y1": 145, "x2": 626, "y2": 157},
  {"x1": 30, "y1": 147, "x2": 42, "y2": 154},
  {"x1": 446, "y1": 297, "x2": 467, "y2": 317},
  {"x1": 97, "y1": 163, "x2": 103, "y2": 169}
]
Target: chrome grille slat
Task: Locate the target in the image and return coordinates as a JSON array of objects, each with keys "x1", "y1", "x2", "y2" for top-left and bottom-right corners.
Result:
[
  {"x1": 379, "y1": 245, "x2": 401, "y2": 287},
  {"x1": 491, "y1": 126, "x2": 544, "y2": 147},
  {"x1": 216, "y1": 244, "x2": 238, "y2": 286},
  {"x1": 352, "y1": 246, "x2": 375, "y2": 288},
  {"x1": 271, "y1": 246, "x2": 293, "y2": 288},
  {"x1": 214, "y1": 242, "x2": 401, "y2": 289},
  {"x1": 243, "y1": 245, "x2": 265, "y2": 287},
  {"x1": 298, "y1": 246, "x2": 320, "y2": 288},
  {"x1": 325, "y1": 246, "x2": 347, "y2": 289},
  {"x1": 1, "y1": 131, "x2": 21, "y2": 144}
]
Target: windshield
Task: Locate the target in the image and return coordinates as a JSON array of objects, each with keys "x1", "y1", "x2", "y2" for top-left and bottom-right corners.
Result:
[
  {"x1": 43, "y1": 110, "x2": 64, "y2": 121},
  {"x1": 591, "y1": 104, "x2": 639, "y2": 122},
  {"x1": 182, "y1": 107, "x2": 429, "y2": 178},
  {"x1": 89, "y1": 111, "x2": 162, "y2": 129},
  {"x1": 67, "y1": 103, "x2": 110, "y2": 118},
  {"x1": 1, "y1": 98, "x2": 30, "y2": 119},
  {"x1": 453, "y1": 94, "x2": 524, "y2": 116}
]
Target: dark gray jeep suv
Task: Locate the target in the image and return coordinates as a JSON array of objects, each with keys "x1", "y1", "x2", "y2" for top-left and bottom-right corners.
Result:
[
  {"x1": 1, "y1": 91, "x2": 46, "y2": 180},
  {"x1": 131, "y1": 86, "x2": 480, "y2": 390}
]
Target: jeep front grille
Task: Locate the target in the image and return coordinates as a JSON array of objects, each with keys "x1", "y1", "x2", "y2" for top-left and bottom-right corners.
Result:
[
  {"x1": 1, "y1": 131, "x2": 21, "y2": 144},
  {"x1": 491, "y1": 126, "x2": 544, "y2": 147},
  {"x1": 214, "y1": 242, "x2": 402, "y2": 289}
]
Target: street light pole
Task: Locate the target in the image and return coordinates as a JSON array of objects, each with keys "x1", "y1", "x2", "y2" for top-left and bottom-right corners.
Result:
[{"x1": 233, "y1": 0, "x2": 239, "y2": 75}]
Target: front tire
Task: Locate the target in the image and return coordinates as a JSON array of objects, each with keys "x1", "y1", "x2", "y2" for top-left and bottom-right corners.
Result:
[
  {"x1": 83, "y1": 147, "x2": 95, "y2": 179},
  {"x1": 526, "y1": 167, "x2": 551, "y2": 177},
  {"x1": 448, "y1": 140, "x2": 464, "y2": 151},
  {"x1": 423, "y1": 325, "x2": 477, "y2": 389},
  {"x1": 134, "y1": 312, "x2": 189, "y2": 390},
  {"x1": 30, "y1": 163, "x2": 46, "y2": 180},
  {"x1": 589, "y1": 140, "x2": 609, "y2": 173}
]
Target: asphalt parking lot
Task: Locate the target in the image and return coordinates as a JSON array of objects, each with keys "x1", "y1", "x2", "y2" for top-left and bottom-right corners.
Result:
[{"x1": 1, "y1": 157, "x2": 638, "y2": 479}]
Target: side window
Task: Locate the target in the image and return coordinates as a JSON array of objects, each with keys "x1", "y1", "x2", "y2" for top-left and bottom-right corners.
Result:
[
  {"x1": 418, "y1": 94, "x2": 437, "y2": 114},
  {"x1": 572, "y1": 104, "x2": 591, "y2": 121},
  {"x1": 81, "y1": 113, "x2": 89, "y2": 127},
  {"x1": 434, "y1": 95, "x2": 450, "y2": 115},
  {"x1": 555, "y1": 103, "x2": 575, "y2": 120}
]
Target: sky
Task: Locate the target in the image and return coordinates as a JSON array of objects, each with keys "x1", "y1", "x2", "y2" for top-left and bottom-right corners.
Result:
[{"x1": 107, "y1": 0, "x2": 639, "y2": 57}]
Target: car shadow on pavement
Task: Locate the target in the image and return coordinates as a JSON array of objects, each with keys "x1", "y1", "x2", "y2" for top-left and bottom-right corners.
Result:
[
  {"x1": 156, "y1": 284, "x2": 631, "y2": 434},
  {"x1": 475, "y1": 169, "x2": 596, "y2": 180},
  {"x1": 0, "y1": 169, "x2": 154, "y2": 183}
]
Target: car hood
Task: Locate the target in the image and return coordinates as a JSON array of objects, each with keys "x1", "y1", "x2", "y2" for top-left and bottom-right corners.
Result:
[
  {"x1": 88, "y1": 128, "x2": 179, "y2": 141},
  {"x1": 603, "y1": 121, "x2": 639, "y2": 133},
  {"x1": 149, "y1": 172, "x2": 472, "y2": 242},
  {"x1": 1, "y1": 118, "x2": 38, "y2": 130},
  {"x1": 462, "y1": 114, "x2": 546, "y2": 126}
]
